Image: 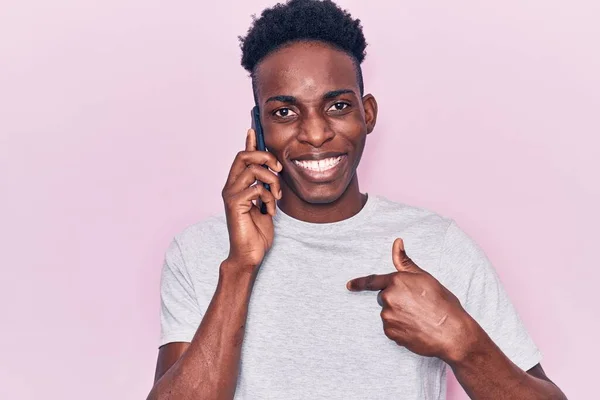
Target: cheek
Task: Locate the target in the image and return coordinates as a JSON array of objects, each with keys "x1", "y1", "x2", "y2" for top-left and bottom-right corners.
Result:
[
  {"x1": 264, "y1": 126, "x2": 295, "y2": 153},
  {"x1": 330, "y1": 113, "x2": 366, "y2": 138}
]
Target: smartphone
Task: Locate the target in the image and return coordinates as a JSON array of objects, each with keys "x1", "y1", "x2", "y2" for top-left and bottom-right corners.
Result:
[{"x1": 252, "y1": 106, "x2": 271, "y2": 215}]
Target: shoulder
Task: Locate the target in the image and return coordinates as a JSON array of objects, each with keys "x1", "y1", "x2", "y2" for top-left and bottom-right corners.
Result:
[
  {"x1": 161, "y1": 213, "x2": 229, "y2": 292},
  {"x1": 165, "y1": 213, "x2": 229, "y2": 265},
  {"x1": 367, "y1": 194, "x2": 455, "y2": 276},
  {"x1": 370, "y1": 194, "x2": 453, "y2": 234},
  {"x1": 173, "y1": 213, "x2": 228, "y2": 246},
  {"x1": 370, "y1": 195, "x2": 487, "y2": 280}
]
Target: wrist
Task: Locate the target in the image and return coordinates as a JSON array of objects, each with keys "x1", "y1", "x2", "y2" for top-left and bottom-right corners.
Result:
[
  {"x1": 219, "y1": 259, "x2": 258, "y2": 285},
  {"x1": 444, "y1": 313, "x2": 490, "y2": 368}
]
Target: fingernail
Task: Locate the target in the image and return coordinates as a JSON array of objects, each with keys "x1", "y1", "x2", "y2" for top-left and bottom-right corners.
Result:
[
  {"x1": 278, "y1": 189, "x2": 282, "y2": 199},
  {"x1": 276, "y1": 161, "x2": 283, "y2": 170},
  {"x1": 346, "y1": 281, "x2": 352, "y2": 290}
]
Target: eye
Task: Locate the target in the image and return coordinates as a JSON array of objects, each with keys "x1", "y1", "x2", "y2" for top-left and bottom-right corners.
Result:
[
  {"x1": 273, "y1": 108, "x2": 297, "y2": 118},
  {"x1": 328, "y1": 102, "x2": 350, "y2": 112}
]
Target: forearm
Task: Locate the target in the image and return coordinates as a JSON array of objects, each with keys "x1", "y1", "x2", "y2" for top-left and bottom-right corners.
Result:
[
  {"x1": 148, "y1": 261, "x2": 255, "y2": 400},
  {"x1": 448, "y1": 317, "x2": 566, "y2": 400}
]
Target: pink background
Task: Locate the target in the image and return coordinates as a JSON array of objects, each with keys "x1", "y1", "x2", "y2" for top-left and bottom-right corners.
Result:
[{"x1": 1, "y1": 0, "x2": 598, "y2": 398}]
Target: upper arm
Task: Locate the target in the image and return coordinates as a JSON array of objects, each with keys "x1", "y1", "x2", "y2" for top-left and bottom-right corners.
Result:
[
  {"x1": 154, "y1": 342, "x2": 191, "y2": 383},
  {"x1": 160, "y1": 239, "x2": 203, "y2": 346}
]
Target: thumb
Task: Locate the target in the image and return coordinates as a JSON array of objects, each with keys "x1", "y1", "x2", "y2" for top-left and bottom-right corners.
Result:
[{"x1": 392, "y1": 238, "x2": 420, "y2": 272}]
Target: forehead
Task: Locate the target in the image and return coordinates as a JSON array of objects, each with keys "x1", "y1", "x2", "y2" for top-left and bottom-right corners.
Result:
[{"x1": 254, "y1": 41, "x2": 359, "y2": 101}]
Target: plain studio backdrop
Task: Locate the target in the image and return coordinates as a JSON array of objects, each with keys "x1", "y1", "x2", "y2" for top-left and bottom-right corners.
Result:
[{"x1": 1, "y1": 0, "x2": 598, "y2": 398}]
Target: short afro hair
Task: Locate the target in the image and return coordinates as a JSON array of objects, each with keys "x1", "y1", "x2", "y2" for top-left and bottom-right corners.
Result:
[{"x1": 239, "y1": 0, "x2": 368, "y2": 101}]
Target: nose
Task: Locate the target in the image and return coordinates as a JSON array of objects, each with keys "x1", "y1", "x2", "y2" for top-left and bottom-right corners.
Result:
[{"x1": 297, "y1": 112, "x2": 335, "y2": 148}]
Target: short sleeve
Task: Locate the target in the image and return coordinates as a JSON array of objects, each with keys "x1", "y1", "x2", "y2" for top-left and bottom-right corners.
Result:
[
  {"x1": 159, "y1": 238, "x2": 203, "y2": 347},
  {"x1": 440, "y1": 221, "x2": 542, "y2": 372}
]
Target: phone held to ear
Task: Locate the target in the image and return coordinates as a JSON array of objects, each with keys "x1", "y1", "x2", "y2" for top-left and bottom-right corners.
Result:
[{"x1": 252, "y1": 106, "x2": 271, "y2": 215}]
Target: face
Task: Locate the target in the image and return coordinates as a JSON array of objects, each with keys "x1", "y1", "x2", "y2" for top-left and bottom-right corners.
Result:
[{"x1": 254, "y1": 41, "x2": 378, "y2": 205}]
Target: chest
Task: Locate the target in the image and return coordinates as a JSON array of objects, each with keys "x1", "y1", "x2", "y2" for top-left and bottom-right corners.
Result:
[{"x1": 235, "y1": 236, "x2": 446, "y2": 399}]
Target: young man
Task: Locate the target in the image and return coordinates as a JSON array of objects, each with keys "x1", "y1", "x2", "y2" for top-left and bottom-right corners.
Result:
[{"x1": 147, "y1": 0, "x2": 567, "y2": 399}]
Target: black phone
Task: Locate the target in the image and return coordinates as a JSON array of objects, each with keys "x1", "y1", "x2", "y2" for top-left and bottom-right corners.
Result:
[{"x1": 252, "y1": 106, "x2": 271, "y2": 215}]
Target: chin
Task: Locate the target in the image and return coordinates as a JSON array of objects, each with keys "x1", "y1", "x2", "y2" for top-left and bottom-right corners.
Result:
[
  {"x1": 302, "y1": 193, "x2": 341, "y2": 205},
  {"x1": 294, "y1": 183, "x2": 349, "y2": 205}
]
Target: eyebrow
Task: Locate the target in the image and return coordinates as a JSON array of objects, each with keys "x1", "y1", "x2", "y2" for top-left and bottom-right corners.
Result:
[
  {"x1": 323, "y1": 89, "x2": 356, "y2": 99},
  {"x1": 265, "y1": 95, "x2": 296, "y2": 104},
  {"x1": 264, "y1": 89, "x2": 356, "y2": 105}
]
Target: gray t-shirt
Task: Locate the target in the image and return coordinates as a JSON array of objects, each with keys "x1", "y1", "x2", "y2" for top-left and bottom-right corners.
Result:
[{"x1": 159, "y1": 194, "x2": 541, "y2": 399}]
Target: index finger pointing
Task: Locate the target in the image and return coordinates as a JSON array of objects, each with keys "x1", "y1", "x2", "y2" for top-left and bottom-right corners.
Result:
[{"x1": 346, "y1": 273, "x2": 394, "y2": 292}]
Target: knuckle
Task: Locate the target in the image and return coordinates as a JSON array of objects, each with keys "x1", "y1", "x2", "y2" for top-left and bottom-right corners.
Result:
[
  {"x1": 264, "y1": 170, "x2": 277, "y2": 182},
  {"x1": 223, "y1": 197, "x2": 235, "y2": 210},
  {"x1": 264, "y1": 192, "x2": 276, "y2": 203},
  {"x1": 401, "y1": 254, "x2": 414, "y2": 266},
  {"x1": 222, "y1": 187, "x2": 235, "y2": 201},
  {"x1": 380, "y1": 309, "x2": 393, "y2": 322},
  {"x1": 383, "y1": 326, "x2": 394, "y2": 338},
  {"x1": 380, "y1": 291, "x2": 392, "y2": 304},
  {"x1": 257, "y1": 186, "x2": 270, "y2": 196},
  {"x1": 365, "y1": 274, "x2": 376, "y2": 290},
  {"x1": 263, "y1": 190, "x2": 275, "y2": 200}
]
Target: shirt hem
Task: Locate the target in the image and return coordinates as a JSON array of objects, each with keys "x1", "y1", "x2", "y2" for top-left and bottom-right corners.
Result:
[{"x1": 159, "y1": 331, "x2": 195, "y2": 348}]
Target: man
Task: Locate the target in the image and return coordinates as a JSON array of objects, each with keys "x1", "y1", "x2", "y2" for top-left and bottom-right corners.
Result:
[{"x1": 147, "y1": 0, "x2": 567, "y2": 399}]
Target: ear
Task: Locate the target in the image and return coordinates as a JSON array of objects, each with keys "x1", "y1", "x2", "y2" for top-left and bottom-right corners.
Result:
[{"x1": 362, "y1": 94, "x2": 378, "y2": 135}]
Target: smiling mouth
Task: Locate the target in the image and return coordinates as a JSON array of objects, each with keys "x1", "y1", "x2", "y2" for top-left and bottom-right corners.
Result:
[
  {"x1": 289, "y1": 154, "x2": 348, "y2": 182},
  {"x1": 292, "y1": 156, "x2": 344, "y2": 172}
]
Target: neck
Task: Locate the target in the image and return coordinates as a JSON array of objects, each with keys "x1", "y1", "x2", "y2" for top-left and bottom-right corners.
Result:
[{"x1": 277, "y1": 175, "x2": 367, "y2": 224}]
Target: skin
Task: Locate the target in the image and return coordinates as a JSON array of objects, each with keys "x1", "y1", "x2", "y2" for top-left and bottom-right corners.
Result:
[
  {"x1": 252, "y1": 41, "x2": 377, "y2": 224},
  {"x1": 147, "y1": 41, "x2": 566, "y2": 399},
  {"x1": 347, "y1": 239, "x2": 567, "y2": 399}
]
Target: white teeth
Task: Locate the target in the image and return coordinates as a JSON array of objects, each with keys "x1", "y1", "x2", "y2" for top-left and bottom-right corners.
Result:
[{"x1": 293, "y1": 156, "x2": 343, "y2": 172}]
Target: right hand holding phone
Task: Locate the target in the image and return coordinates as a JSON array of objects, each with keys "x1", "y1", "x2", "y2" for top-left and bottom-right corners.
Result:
[{"x1": 221, "y1": 129, "x2": 283, "y2": 271}]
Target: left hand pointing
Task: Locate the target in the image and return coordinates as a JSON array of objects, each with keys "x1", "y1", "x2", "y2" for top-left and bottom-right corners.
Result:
[{"x1": 346, "y1": 238, "x2": 474, "y2": 362}]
